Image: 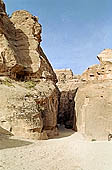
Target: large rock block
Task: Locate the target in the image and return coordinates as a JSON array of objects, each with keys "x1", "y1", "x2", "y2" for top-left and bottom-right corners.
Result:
[
  {"x1": 10, "y1": 10, "x2": 57, "y2": 82},
  {"x1": 75, "y1": 81, "x2": 112, "y2": 140},
  {"x1": 97, "y1": 49, "x2": 112, "y2": 65}
]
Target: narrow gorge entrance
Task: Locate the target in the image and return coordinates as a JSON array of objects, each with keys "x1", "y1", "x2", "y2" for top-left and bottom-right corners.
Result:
[{"x1": 57, "y1": 90, "x2": 77, "y2": 131}]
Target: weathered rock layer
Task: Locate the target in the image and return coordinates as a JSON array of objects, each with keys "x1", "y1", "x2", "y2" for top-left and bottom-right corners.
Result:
[
  {"x1": 0, "y1": 1, "x2": 57, "y2": 82},
  {"x1": 0, "y1": 78, "x2": 59, "y2": 139},
  {"x1": 0, "y1": 1, "x2": 59, "y2": 140},
  {"x1": 75, "y1": 49, "x2": 112, "y2": 140}
]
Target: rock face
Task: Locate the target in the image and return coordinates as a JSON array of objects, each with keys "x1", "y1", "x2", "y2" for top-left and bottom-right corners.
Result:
[
  {"x1": 1, "y1": 1, "x2": 112, "y2": 141},
  {"x1": 81, "y1": 49, "x2": 112, "y2": 82},
  {"x1": 97, "y1": 48, "x2": 112, "y2": 65},
  {"x1": 55, "y1": 49, "x2": 112, "y2": 140},
  {"x1": 55, "y1": 69, "x2": 73, "y2": 82},
  {"x1": 75, "y1": 49, "x2": 112, "y2": 140},
  {"x1": 75, "y1": 81, "x2": 112, "y2": 140},
  {"x1": 0, "y1": 1, "x2": 59, "y2": 139},
  {"x1": 0, "y1": 78, "x2": 59, "y2": 139},
  {"x1": 10, "y1": 10, "x2": 57, "y2": 82},
  {"x1": 0, "y1": 2, "x2": 57, "y2": 82}
]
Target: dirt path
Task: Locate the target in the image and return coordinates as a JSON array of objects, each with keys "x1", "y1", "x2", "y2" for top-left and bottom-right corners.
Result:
[{"x1": 0, "y1": 129, "x2": 112, "y2": 170}]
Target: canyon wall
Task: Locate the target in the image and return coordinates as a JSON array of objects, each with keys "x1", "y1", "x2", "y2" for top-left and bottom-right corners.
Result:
[
  {"x1": 75, "y1": 49, "x2": 112, "y2": 140},
  {"x1": 1, "y1": 0, "x2": 112, "y2": 141},
  {"x1": 0, "y1": 1, "x2": 59, "y2": 140},
  {"x1": 55, "y1": 49, "x2": 112, "y2": 140}
]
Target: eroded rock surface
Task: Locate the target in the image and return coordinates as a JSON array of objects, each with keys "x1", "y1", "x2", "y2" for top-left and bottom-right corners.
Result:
[
  {"x1": 97, "y1": 48, "x2": 112, "y2": 65},
  {"x1": 81, "y1": 49, "x2": 112, "y2": 82},
  {"x1": 55, "y1": 49, "x2": 112, "y2": 140},
  {"x1": 75, "y1": 49, "x2": 112, "y2": 140},
  {"x1": 0, "y1": 1, "x2": 59, "y2": 140},
  {"x1": 55, "y1": 69, "x2": 73, "y2": 82},
  {"x1": 75, "y1": 81, "x2": 112, "y2": 140},
  {"x1": 0, "y1": 2, "x2": 57, "y2": 82},
  {"x1": 0, "y1": 78, "x2": 59, "y2": 139},
  {"x1": 10, "y1": 10, "x2": 57, "y2": 82}
]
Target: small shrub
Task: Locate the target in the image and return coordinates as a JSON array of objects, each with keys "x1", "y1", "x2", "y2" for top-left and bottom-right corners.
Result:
[
  {"x1": 3, "y1": 78, "x2": 14, "y2": 87},
  {"x1": 91, "y1": 139, "x2": 96, "y2": 141},
  {"x1": 25, "y1": 81, "x2": 36, "y2": 89}
]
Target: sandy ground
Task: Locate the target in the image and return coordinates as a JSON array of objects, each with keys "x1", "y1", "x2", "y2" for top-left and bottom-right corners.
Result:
[{"x1": 0, "y1": 127, "x2": 112, "y2": 170}]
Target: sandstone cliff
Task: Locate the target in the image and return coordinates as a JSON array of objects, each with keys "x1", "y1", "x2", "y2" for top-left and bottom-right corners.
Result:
[
  {"x1": 0, "y1": 1, "x2": 59, "y2": 140},
  {"x1": 1, "y1": 0, "x2": 112, "y2": 141},
  {"x1": 55, "y1": 49, "x2": 112, "y2": 141},
  {"x1": 75, "y1": 49, "x2": 112, "y2": 140},
  {"x1": 0, "y1": 1, "x2": 57, "y2": 82},
  {"x1": 81, "y1": 49, "x2": 112, "y2": 82}
]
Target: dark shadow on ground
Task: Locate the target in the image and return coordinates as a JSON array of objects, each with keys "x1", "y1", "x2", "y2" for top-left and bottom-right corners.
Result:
[
  {"x1": 0, "y1": 136, "x2": 33, "y2": 150},
  {"x1": 53, "y1": 125, "x2": 75, "y2": 139}
]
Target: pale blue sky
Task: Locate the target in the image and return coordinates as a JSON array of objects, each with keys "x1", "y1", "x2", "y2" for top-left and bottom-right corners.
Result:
[{"x1": 4, "y1": 0, "x2": 112, "y2": 74}]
